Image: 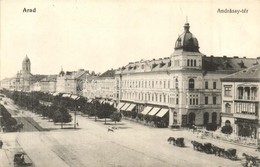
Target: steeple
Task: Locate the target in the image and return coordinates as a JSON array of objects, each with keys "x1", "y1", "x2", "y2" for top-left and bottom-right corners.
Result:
[{"x1": 22, "y1": 55, "x2": 31, "y2": 73}]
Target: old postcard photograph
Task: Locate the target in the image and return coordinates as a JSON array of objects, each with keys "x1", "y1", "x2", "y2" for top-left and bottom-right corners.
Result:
[{"x1": 0, "y1": 0, "x2": 260, "y2": 166}]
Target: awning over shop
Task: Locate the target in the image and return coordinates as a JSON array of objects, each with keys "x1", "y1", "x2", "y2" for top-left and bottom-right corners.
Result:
[
  {"x1": 117, "y1": 102, "x2": 125, "y2": 110},
  {"x1": 109, "y1": 101, "x2": 114, "y2": 106},
  {"x1": 53, "y1": 92, "x2": 60, "y2": 96},
  {"x1": 148, "y1": 107, "x2": 161, "y2": 116},
  {"x1": 156, "y1": 108, "x2": 169, "y2": 118},
  {"x1": 62, "y1": 94, "x2": 71, "y2": 98},
  {"x1": 71, "y1": 95, "x2": 79, "y2": 100},
  {"x1": 120, "y1": 103, "x2": 131, "y2": 111},
  {"x1": 141, "y1": 106, "x2": 153, "y2": 115},
  {"x1": 87, "y1": 99, "x2": 93, "y2": 103},
  {"x1": 126, "y1": 104, "x2": 136, "y2": 111}
]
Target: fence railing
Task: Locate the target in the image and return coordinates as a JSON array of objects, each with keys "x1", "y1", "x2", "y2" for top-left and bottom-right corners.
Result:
[{"x1": 195, "y1": 129, "x2": 258, "y2": 147}]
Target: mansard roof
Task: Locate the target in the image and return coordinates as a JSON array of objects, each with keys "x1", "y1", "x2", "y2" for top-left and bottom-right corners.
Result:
[
  {"x1": 116, "y1": 56, "x2": 259, "y2": 74},
  {"x1": 202, "y1": 56, "x2": 258, "y2": 71},
  {"x1": 221, "y1": 64, "x2": 260, "y2": 82},
  {"x1": 40, "y1": 75, "x2": 57, "y2": 82},
  {"x1": 99, "y1": 69, "x2": 115, "y2": 78},
  {"x1": 31, "y1": 75, "x2": 47, "y2": 82}
]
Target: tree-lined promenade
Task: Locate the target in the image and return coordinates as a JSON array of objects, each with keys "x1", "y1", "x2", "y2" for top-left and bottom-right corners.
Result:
[{"x1": 0, "y1": 89, "x2": 122, "y2": 129}]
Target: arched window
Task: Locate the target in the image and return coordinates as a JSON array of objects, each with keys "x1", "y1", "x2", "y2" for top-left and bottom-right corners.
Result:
[
  {"x1": 191, "y1": 60, "x2": 193, "y2": 66},
  {"x1": 203, "y1": 112, "x2": 209, "y2": 125},
  {"x1": 225, "y1": 120, "x2": 231, "y2": 126},
  {"x1": 175, "y1": 78, "x2": 178, "y2": 89},
  {"x1": 187, "y1": 59, "x2": 190, "y2": 66},
  {"x1": 194, "y1": 60, "x2": 196, "y2": 67},
  {"x1": 212, "y1": 112, "x2": 217, "y2": 124},
  {"x1": 225, "y1": 103, "x2": 231, "y2": 113},
  {"x1": 189, "y1": 79, "x2": 195, "y2": 89}
]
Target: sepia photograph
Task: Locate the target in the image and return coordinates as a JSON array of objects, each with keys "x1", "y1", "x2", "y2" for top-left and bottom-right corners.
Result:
[{"x1": 0, "y1": 0, "x2": 260, "y2": 166}]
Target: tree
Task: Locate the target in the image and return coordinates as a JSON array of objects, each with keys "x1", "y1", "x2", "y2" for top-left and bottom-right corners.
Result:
[
  {"x1": 221, "y1": 125, "x2": 233, "y2": 134},
  {"x1": 110, "y1": 112, "x2": 122, "y2": 125},
  {"x1": 53, "y1": 107, "x2": 72, "y2": 128}
]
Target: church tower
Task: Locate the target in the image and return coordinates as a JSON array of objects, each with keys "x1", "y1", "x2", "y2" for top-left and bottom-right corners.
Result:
[{"x1": 22, "y1": 55, "x2": 31, "y2": 74}]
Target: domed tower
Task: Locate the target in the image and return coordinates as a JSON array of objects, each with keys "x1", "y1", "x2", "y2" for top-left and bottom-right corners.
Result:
[
  {"x1": 174, "y1": 23, "x2": 200, "y2": 52},
  {"x1": 22, "y1": 55, "x2": 31, "y2": 74},
  {"x1": 171, "y1": 22, "x2": 203, "y2": 70}
]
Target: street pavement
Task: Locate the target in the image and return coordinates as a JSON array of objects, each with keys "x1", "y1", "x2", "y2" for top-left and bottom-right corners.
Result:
[{"x1": 0, "y1": 98, "x2": 259, "y2": 167}]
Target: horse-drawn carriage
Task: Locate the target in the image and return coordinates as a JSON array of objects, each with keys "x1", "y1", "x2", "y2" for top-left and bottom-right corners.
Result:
[
  {"x1": 14, "y1": 152, "x2": 25, "y2": 166},
  {"x1": 203, "y1": 143, "x2": 213, "y2": 154},
  {"x1": 242, "y1": 153, "x2": 259, "y2": 166},
  {"x1": 175, "y1": 138, "x2": 185, "y2": 147},
  {"x1": 168, "y1": 137, "x2": 185, "y2": 147},
  {"x1": 223, "y1": 148, "x2": 237, "y2": 161},
  {"x1": 13, "y1": 152, "x2": 32, "y2": 166}
]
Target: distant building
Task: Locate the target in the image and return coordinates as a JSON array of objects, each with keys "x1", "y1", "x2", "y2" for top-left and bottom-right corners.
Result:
[
  {"x1": 115, "y1": 22, "x2": 259, "y2": 127},
  {"x1": 1, "y1": 55, "x2": 45, "y2": 92},
  {"x1": 56, "y1": 68, "x2": 89, "y2": 95},
  {"x1": 221, "y1": 64, "x2": 260, "y2": 139},
  {"x1": 83, "y1": 69, "x2": 116, "y2": 104},
  {"x1": 38, "y1": 75, "x2": 57, "y2": 93}
]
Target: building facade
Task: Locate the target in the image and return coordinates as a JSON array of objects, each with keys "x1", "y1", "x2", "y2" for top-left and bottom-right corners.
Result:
[
  {"x1": 56, "y1": 69, "x2": 89, "y2": 95},
  {"x1": 115, "y1": 22, "x2": 259, "y2": 127},
  {"x1": 221, "y1": 64, "x2": 260, "y2": 139},
  {"x1": 83, "y1": 70, "x2": 117, "y2": 104}
]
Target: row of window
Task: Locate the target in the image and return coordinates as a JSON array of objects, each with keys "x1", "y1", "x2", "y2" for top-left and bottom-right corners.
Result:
[
  {"x1": 205, "y1": 96, "x2": 217, "y2": 105},
  {"x1": 122, "y1": 92, "x2": 179, "y2": 104},
  {"x1": 205, "y1": 81, "x2": 217, "y2": 89},
  {"x1": 122, "y1": 79, "x2": 179, "y2": 89},
  {"x1": 187, "y1": 59, "x2": 197, "y2": 67}
]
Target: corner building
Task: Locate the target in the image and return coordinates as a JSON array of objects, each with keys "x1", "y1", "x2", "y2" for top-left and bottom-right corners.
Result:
[
  {"x1": 115, "y1": 23, "x2": 259, "y2": 127},
  {"x1": 221, "y1": 64, "x2": 260, "y2": 139}
]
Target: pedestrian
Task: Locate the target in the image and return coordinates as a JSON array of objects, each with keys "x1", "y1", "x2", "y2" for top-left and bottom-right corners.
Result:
[
  {"x1": 76, "y1": 122, "x2": 79, "y2": 127},
  {"x1": 0, "y1": 140, "x2": 3, "y2": 149}
]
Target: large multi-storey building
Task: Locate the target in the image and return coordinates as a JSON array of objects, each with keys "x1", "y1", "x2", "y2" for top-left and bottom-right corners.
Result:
[
  {"x1": 221, "y1": 64, "x2": 260, "y2": 138},
  {"x1": 115, "y1": 22, "x2": 259, "y2": 127}
]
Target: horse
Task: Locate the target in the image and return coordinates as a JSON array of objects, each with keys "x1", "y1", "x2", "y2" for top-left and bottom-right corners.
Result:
[
  {"x1": 211, "y1": 145, "x2": 225, "y2": 157},
  {"x1": 167, "y1": 137, "x2": 176, "y2": 144},
  {"x1": 242, "y1": 153, "x2": 258, "y2": 166},
  {"x1": 191, "y1": 140, "x2": 203, "y2": 151}
]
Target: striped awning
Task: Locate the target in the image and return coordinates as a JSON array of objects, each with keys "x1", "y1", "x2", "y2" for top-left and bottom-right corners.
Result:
[
  {"x1": 148, "y1": 107, "x2": 161, "y2": 116},
  {"x1": 156, "y1": 108, "x2": 169, "y2": 117},
  {"x1": 71, "y1": 95, "x2": 79, "y2": 100},
  {"x1": 141, "y1": 106, "x2": 153, "y2": 115},
  {"x1": 126, "y1": 104, "x2": 136, "y2": 111},
  {"x1": 87, "y1": 99, "x2": 93, "y2": 103},
  {"x1": 117, "y1": 102, "x2": 125, "y2": 110},
  {"x1": 109, "y1": 101, "x2": 114, "y2": 106},
  {"x1": 120, "y1": 103, "x2": 131, "y2": 111},
  {"x1": 62, "y1": 94, "x2": 71, "y2": 97}
]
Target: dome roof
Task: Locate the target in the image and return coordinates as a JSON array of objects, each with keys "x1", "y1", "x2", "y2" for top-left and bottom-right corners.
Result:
[
  {"x1": 174, "y1": 23, "x2": 200, "y2": 52},
  {"x1": 23, "y1": 55, "x2": 30, "y2": 63}
]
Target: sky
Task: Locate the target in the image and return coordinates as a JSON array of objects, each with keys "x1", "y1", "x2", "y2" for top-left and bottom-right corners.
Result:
[{"x1": 1, "y1": 0, "x2": 260, "y2": 79}]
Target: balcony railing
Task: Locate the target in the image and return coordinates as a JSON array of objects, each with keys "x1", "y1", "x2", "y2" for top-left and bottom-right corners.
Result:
[
  {"x1": 233, "y1": 113, "x2": 258, "y2": 120},
  {"x1": 237, "y1": 96, "x2": 257, "y2": 101}
]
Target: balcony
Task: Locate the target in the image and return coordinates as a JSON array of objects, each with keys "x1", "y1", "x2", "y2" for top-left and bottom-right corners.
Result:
[
  {"x1": 236, "y1": 96, "x2": 258, "y2": 101},
  {"x1": 221, "y1": 112, "x2": 233, "y2": 117},
  {"x1": 233, "y1": 113, "x2": 258, "y2": 120}
]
